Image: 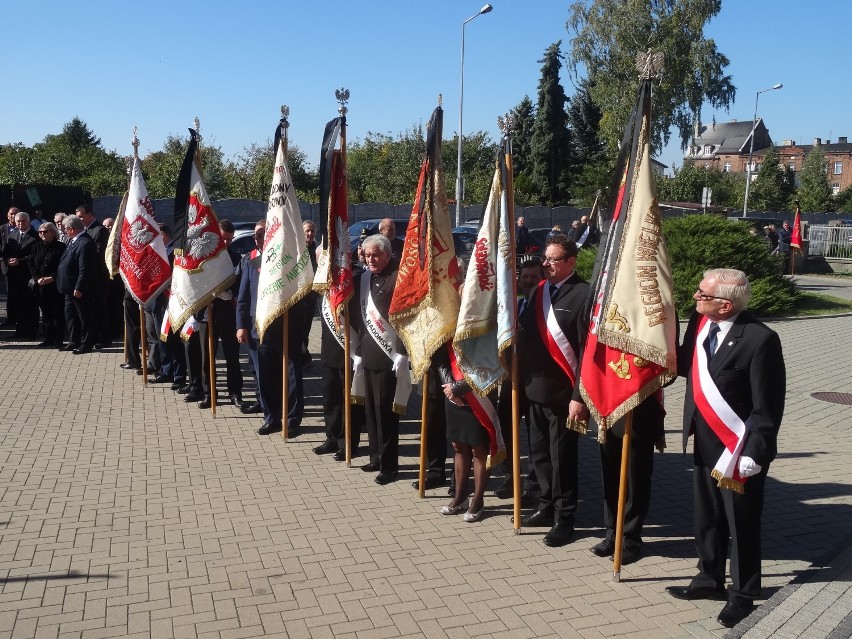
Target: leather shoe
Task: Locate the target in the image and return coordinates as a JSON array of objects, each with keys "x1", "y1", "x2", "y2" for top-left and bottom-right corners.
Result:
[
  {"x1": 666, "y1": 585, "x2": 727, "y2": 601},
  {"x1": 119, "y1": 363, "x2": 135, "y2": 370},
  {"x1": 591, "y1": 538, "x2": 615, "y2": 557},
  {"x1": 521, "y1": 510, "x2": 554, "y2": 527},
  {"x1": 411, "y1": 476, "x2": 446, "y2": 491},
  {"x1": 169, "y1": 380, "x2": 183, "y2": 390},
  {"x1": 177, "y1": 385, "x2": 191, "y2": 395},
  {"x1": 136, "y1": 367, "x2": 155, "y2": 376},
  {"x1": 198, "y1": 397, "x2": 211, "y2": 409},
  {"x1": 73, "y1": 345, "x2": 93, "y2": 354},
  {"x1": 375, "y1": 470, "x2": 398, "y2": 485},
  {"x1": 717, "y1": 600, "x2": 754, "y2": 628},
  {"x1": 60, "y1": 344, "x2": 77, "y2": 352},
  {"x1": 620, "y1": 543, "x2": 641, "y2": 565},
  {"x1": 151, "y1": 374, "x2": 173, "y2": 384},
  {"x1": 241, "y1": 401, "x2": 262, "y2": 414},
  {"x1": 314, "y1": 441, "x2": 338, "y2": 455},
  {"x1": 228, "y1": 393, "x2": 244, "y2": 408},
  {"x1": 493, "y1": 476, "x2": 513, "y2": 499},
  {"x1": 257, "y1": 422, "x2": 282, "y2": 435},
  {"x1": 543, "y1": 522, "x2": 574, "y2": 547},
  {"x1": 184, "y1": 391, "x2": 204, "y2": 402},
  {"x1": 361, "y1": 461, "x2": 380, "y2": 472}
]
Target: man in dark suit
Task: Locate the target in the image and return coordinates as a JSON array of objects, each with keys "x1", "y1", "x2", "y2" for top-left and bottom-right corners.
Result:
[
  {"x1": 666, "y1": 268, "x2": 785, "y2": 629},
  {"x1": 57, "y1": 215, "x2": 98, "y2": 354},
  {"x1": 1, "y1": 207, "x2": 20, "y2": 326},
  {"x1": 519, "y1": 234, "x2": 589, "y2": 547},
  {"x1": 75, "y1": 204, "x2": 111, "y2": 347},
  {"x1": 2, "y1": 211, "x2": 40, "y2": 339}
]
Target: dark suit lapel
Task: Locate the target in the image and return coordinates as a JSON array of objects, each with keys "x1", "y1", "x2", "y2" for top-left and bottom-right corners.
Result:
[{"x1": 709, "y1": 321, "x2": 745, "y2": 372}]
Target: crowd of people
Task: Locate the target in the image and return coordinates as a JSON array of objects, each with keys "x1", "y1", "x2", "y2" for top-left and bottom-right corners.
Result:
[{"x1": 0, "y1": 204, "x2": 785, "y2": 629}]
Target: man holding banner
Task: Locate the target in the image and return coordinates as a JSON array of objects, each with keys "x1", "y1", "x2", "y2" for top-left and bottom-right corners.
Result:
[{"x1": 667, "y1": 268, "x2": 785, "y2": 629}]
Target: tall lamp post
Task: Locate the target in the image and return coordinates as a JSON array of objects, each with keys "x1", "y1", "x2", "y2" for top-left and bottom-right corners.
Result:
[
  {"x1": 456, "y1": 3, "x2": 493, "y2": 228},
  {"x1": 742, "y1": 83, "x2": 782, "y2": 216}
]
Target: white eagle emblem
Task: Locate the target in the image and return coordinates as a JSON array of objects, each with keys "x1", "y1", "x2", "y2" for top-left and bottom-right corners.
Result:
[{"x1": 185, "y1": 202, "x2": 220, "y2": 260}]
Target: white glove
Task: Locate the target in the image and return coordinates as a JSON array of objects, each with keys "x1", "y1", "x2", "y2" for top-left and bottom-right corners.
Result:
[
  {"x1": 738, "y1": 456, "x2": 762, "y2": 478},
  {"x1": 352, "y1": 355, "x2": 363, "y2": 375},
  {"x1": 392, "y1": 354, "x2": 408, "y2": 375}
]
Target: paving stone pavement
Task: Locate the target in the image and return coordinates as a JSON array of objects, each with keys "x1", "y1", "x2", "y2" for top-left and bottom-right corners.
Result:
[{"x1": 1, "y1": 305, "x2": 851, "y2": 638}]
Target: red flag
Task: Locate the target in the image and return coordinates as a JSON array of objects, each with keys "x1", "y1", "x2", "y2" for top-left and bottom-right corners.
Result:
[
  {"x1": 578, "y1": 79, "x2": 677, "y2": 434},
  {"x1": 790, "y1": 205, "x2": 802, "y2": 249}
]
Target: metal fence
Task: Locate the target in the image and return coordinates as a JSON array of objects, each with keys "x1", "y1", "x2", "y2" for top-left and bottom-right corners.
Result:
[{"x1": 807, "y1": 225, "x2": 852, "y2": 258}]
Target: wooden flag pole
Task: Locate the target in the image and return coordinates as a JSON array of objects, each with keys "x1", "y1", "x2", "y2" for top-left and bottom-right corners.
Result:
[
  {"x1": 207, "y1": 303, "x2": 216, "y2": 416},
  {"x1": 417, "y1": 372, "x2": 429, "y2": 499},
  {"x1": 344, "y1": 309, "x2": 353, "y2": 466},
  {"x1": 282, "y1": 312, "x2": 290, "y2": 441},
  {"x1": 140, "y1": 306, "x2": 149, "y2": 385},
  {"x1": 511, "y1": 347, "x2": 522, "y2": 533},
  {"x1": 613, "y1": 411, "x2": 633, "y2": 582}
]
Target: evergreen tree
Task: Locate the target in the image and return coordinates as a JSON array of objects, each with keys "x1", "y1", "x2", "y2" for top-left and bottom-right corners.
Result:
[
  {"x1": 530, "y1": 41, "x2": 573, "y2": 205},
  {"x1": 567, "y1": 77, "x2": 605, "y2": 167},
  {"x1": 61, "y1": 117, "x2": 102, "y2": 152},
  {"x1": 749, "y1": 146, "x2": 792, "y2": 212},
  {"x1": 509, "y1": 95, "x2": 535, "y2": 175},
  {"x1": 798, "y1": 146, "x2": 833, "y2": 212}
]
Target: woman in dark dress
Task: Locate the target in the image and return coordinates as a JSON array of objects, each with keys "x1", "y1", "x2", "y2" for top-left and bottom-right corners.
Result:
[
  {"x1": 27, "y1": 222, "x2": 67, "y2": 347},
  {"x1": 435, "y1": 343, "x2": 503, "y2": 523}
]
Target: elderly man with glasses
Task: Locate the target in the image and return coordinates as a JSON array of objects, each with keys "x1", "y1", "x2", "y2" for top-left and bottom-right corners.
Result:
[
  {"x1": 2, "y1": 211, "x2": 40, "y2": 339},
  {"x1": 666, "y1": 268, "x2": 785, "y2": 629}
]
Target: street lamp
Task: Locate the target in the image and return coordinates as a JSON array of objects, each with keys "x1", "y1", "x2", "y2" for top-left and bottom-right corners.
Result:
[
  {"x1": 742, "y1": 83, "x2": 783, "y2": 216},
  {"x1": 456, "y1": 3, "x2": 493, "y2": 228}
]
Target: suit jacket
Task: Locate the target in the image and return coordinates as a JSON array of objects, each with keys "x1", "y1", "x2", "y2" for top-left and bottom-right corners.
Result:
[
  {"x1": 57, "y1": 233, "x2": 98, "y2": 295},
  {"x1": 349, "y1": 262, "x2": 404, "y2": 371},
  {"x1": 519, "y1": 272, "x2": 590, "y2": 407},
  {"x1": 678, "y1": 310, "x2": 785, "y2": 468},
  {"x1": 2, "y1": 227, "x2": 39, "y2": 280}
]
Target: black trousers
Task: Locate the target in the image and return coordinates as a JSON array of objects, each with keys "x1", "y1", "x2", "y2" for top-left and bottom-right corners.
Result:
[
  {"x1": 363, "y1": 368, "x2": 399, "y2": 474},
  {"x1": 10, "y1": 270, "x2": 38, "y2": 338},
  {"x1": 256, "y1": 317, "x2": 303, "y2": 427},
  {"x1": 123, "y1": 293, "x2": 142, "y2": 368},
  {"x1": 64, "y1": 293, "x2": 95, "y2": 348},
  {"x1": 424, "y1": 390, "x2": 448, "y2": 480},
  {"x1": 200, "y1": 299, "x2": 243, "y2": 396},
  {"x1": 321, "y1": 364, "x2": 364, "y2": 451},
  {"x1": 599, "y1": 430, "x2": 655, "y2": 544},
  {"x1": 497, "y1": 378, "x2": 536, "y2": 487},
  {"x1": 185, "y1": 331, "x2": 203, "y2": 393},
  {"x1": 36, "y1": 285, "x2": 64, "y2": 345},
  {"x1": 529, "y1": 400, "x2": 578, "y2": 525},
  {"x1": 690, "y1": 464, "x2": 767, "y2": 602}
]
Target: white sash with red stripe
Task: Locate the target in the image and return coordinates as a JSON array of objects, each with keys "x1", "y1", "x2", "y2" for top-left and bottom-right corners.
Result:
[
  {"x1": 534, "y1": 280, "x2": 578, "y2": 385},
  {"x1": 447, "y1": 345, "x2": 506, "y2": 469},
  {"x1": 691, "y1": 315, "x2": 749, "y2": 493}
]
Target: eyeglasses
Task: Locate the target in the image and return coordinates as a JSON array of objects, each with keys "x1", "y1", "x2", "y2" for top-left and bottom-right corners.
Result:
[
  {"x1": 694, "y1": 288, "x2": 731, "y2": 302},
  {"x1": 543, "y1": 255, "x2": 568, "y2": 264},
  {"x1": 38, "y1": 230, "x2": 50, "y2": 234}
]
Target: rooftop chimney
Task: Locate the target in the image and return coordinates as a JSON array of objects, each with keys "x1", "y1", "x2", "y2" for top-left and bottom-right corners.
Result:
[
  {"x1": 814, "y1": 137, "x2": 822, "y2": 145},
  {"x1": 840, "y1": 136, "x2": 848, "y2": 144}
]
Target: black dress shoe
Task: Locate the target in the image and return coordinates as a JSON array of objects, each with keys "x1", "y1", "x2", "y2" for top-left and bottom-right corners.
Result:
[
  {"x1": 151, "y1": 374, "x2": 173, "y2": 384},
  {"x1": 521, "y1": 510, "x2": 554, "y2": 527},
  {"x1": 591, "y1": 538, "x2": 615, "y2": 557},
  {"x1": 184, "y1": 391, "x2": 204, "y2": 402},
  {"x1": 333, "y1": 449, "x2": 356, "y2": 462},
  {"x1": 228, "y1": 393, "x2": 244, "y2": 408},
  {"x1": 177, "y1": 385, "x2": 191, "y2": 394},
  {"x1": 375, "y1": 470, "x2": 398, "y2": 485},
  {"x1": 136, "y1": 367, "x2": 155, "y2": 375},
  {"x1": 620, "y1": 543, "x2": 641, "y2": 565},
  {"x1": 38, "y1": 341, "x2": 54, "y2": 348},
  {"x1": 119, "y1": 363, "x2": 135, "y2": 370},
  {"x1": 361, "y1": 461, "x2": 380, "y2": 472},
  {"x1": 241, "y1": 401, "x2": 262, "y2": 414},
  {"x1": 665, "y1": 585, "x2": 727, "y2": 601},
  {"x1": 169, "y1": 380, "x2": 182, "y2": 390},
  {"x1": 493, "y1": 476, "x2": 513, "y2": 499},
  {"x1": 717, "y1": 600, "x2": 754, "y2": 628},
  {"x1": 411, "y1": 476, "x2": 446, "y2": 491},
  {"x1": 543, "y1": 522, "x2": 574, "y2": 547},
  {"x1": 198, "y1": 397, "x2": 211, "y2": 409},
  {"x1": 314, "y1": 441, "x2": 338, "y2": 455},
  {"x1": 73, "y1": 345, "x2": 93, "y2": 354},
  {"x1": 257, "y1": 422, "x2": 282, "y2": 435}
]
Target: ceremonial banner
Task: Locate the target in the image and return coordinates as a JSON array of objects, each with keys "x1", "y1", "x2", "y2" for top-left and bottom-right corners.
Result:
[
  {"x1": 168, "y1": 129, "x2": 235, "y2": 331},
  {"x1": 453, "y1": 146, "x2": 515, "y2": 394},
  {"x1": 116, "y1": 156, "x2": 171, "y2": 306},
  {"x1": 388, "y1": 105, "x2": 460, "y2": 382},
  {"x1": 313, "y1": 116, "x2": 352, "y2": 323},
  {"x1": 105, "y1": 192, "x2": 126, "y2": 280},
  {"x1": 578, "y1": 78, "x2": 677, "y2": 435},
  {"x1": 255, "y1": 124, "x2": 314, "y2": 342},
  {"x1": 790, "y1": 204, "x2": 802, "y2": 249}
]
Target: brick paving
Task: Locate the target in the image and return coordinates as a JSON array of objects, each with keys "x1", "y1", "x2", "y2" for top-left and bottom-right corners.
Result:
[{"x1": 1, "y1": 302, "x2": 851, "y2": 638}]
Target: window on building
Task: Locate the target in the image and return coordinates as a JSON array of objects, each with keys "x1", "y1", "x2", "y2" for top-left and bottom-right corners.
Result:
[
  {"x1": 703, "y1": 144, "x2": 712, "y2": 154},
  {"x1": 723, "y1": 162, "x2": 731, "y2": 173},
  {"x1": 833, "y1": 183, "x2": 840, "y2": 195},
  {"x1": 834, "y1": 161, "x2": 843, "y2": 175}
]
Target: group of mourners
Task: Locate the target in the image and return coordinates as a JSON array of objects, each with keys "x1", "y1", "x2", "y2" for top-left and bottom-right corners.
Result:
[{"x1": 1, "y1": 204, "x2": 786, "y2": 630}]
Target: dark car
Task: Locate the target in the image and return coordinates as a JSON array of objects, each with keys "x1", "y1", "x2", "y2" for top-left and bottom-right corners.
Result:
[{"x1": 348, "y1": 218, "x2": 410, "y2": 265}]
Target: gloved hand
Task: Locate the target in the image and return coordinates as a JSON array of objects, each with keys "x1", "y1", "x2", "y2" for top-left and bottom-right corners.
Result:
[
  {"x1": 738, "y1": 456, "x2": 762, "y2": 478},
  {"x1": 392, "y1": 354, "x2": 408, "y2": 375},
  {"x1": 352, "y1": 355, "x2": 363, "y2": 375}
]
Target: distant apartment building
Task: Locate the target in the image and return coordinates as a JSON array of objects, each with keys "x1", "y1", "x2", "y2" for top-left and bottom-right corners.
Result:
[{"x1": 685, "y1": 119, "x2": 852, "y2": 195}]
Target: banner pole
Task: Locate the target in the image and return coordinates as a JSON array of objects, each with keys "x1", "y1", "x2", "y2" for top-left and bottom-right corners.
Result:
[
  {"x1": 140, "y1": 306, "x2": 148, "y2": 385},
  {"x1": 344, "y1": 309, "x2": 353, "y2": 467},
  {"x1": 418, "y1": 372, "x2": 429, "y2": 499},
  {"x1": 613, "y1": 411, "x2": 633, "y2": 582},
  {"x1": 207, "y1": 303, "x2": 216, "y2": 416},
  {"x1": 282, "y1": 311, "x2": 290, "y2": 441}
]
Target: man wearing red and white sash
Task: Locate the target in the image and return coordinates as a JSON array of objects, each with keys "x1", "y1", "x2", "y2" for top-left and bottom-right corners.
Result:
[
  {"x1": 667, "y1": 268, "x2": 785, "y2": 629},
  {"x1": 519, "y1": 234, "x2": 589, "y2": 547}
]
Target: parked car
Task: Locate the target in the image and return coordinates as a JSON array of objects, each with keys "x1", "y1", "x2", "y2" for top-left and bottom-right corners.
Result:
[{"x1": 230, "y1": 228, "x2": 257, "y2": 256}]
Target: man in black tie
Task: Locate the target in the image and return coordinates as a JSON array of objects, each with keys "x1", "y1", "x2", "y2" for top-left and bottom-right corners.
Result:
[
  {"x1": 666, "y1": 268, "x2": 785, "y2": 629},
  {"x1": 57, "y1": 215, "x2": 98, "y2": 354},
  {"x1": 75, "y1": 205, "x2": 111, "y2": 348},
  {"x1": 519, "y1": 235, "x2": 589, "y2": 547}
]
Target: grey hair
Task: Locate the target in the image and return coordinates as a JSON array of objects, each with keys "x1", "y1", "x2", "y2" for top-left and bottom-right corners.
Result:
[
  {"x1": 14, "y1": 211, "x2": 30, "y2": 223},
  {"x1": 704, "y1": 268, "x2": 751, "y2": 313},
  {"x1": 62, "y1": 215, "x2": 85, "y2": 231},
  {"x1": 362, "y1": 233, "x2": 392, "y2": 256}
]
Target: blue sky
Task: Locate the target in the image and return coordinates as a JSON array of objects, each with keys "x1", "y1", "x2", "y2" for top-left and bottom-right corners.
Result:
[{"x1": 2, "y1": 1, "x2": 848, "y2": 177}]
